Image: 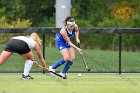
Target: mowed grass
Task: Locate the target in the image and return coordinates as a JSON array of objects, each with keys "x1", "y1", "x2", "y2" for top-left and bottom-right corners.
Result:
[{"x1": 0, "y1": 74, "x2": 140, "y2": 93}]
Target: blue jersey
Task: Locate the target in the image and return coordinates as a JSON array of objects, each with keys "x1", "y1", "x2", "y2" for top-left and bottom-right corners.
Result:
[{"x1": 56, "y1": 27, "x2": 76, "y2": 50}]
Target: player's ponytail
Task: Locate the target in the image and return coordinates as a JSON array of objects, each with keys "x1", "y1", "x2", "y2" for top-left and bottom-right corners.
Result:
[{"x1": 30, "y1": 33, "x2": 42, "y2": 46}]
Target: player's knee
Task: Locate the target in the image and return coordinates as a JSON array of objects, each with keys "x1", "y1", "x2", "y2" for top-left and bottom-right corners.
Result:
[
  {"x1": 70, "y1": 57, "x2": 75, "y2": 61},
  {"x1": 30, "y1": 55, "x2": 34, "y2": 60},
  {"x1": 28, "y1": 52, "x2": 34, "y2": 59},
  {"x1": 64, "y1": 56, "x2": 70, "y2": 62},
  {"x1": 22, "y1": 52, "x2": 34, "y2": 60}
]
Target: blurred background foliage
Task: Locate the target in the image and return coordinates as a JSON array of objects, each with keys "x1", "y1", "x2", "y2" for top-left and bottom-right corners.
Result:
[
  {"x1": 1, "y1": 0, "x2": 140, "y2": 28},
  {"x1": 0, "y1": 0, "x2": 139, "y2": 51}
]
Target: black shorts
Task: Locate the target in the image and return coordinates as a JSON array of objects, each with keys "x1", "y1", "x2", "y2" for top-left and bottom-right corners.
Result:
[{"x1": 4, "y1": 39, "x2": 31, "y2": 54}]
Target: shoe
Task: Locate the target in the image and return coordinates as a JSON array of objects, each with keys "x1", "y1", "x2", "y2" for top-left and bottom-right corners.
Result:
[
  {"x1": 49, "y1": 66, "x2": 56, "y2": 77},
  {"x1": 22, "y1": 74, "x2": 34, "y2": 80},
  {"x1": 59, "y1": 73, "x2": 67, "y2": 79}
]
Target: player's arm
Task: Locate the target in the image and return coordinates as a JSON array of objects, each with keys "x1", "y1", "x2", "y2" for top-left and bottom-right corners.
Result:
[
  {"x1": 60, "y1": 28, "x2": 81, "y2": 52},
  {"x1": 74, "y1": 24, "x2": 80, "y2": 44},
  {"x1": 34, "y1": 42, "x2": 46, "y2": 68}
]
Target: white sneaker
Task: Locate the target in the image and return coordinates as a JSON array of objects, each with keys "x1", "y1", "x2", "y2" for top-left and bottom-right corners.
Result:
[
  {"x1": 59, "y1": 73, "x2": 67, "y2": 79},
  {"x1": 49, "y1": 66, "x2": 56, "y2": 77}
]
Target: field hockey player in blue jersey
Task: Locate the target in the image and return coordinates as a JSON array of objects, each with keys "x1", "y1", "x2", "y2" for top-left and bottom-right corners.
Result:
[{"x1": 49, "y1": 16, "x2": 82, "y2": 79}]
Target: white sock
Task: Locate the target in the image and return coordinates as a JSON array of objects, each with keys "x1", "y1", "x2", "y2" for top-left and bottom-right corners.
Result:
[{"x1": 23, "y1": 60, "x2": 33, "y2": 76}]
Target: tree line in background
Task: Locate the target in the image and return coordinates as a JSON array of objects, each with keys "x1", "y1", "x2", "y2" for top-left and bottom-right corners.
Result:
[{"x1": 0, "y1": 0, "x2": 139, "y2": 51}]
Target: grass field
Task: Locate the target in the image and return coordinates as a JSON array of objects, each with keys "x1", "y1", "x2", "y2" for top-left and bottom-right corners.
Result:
[
  {"x1": 0, "y1": 45, "x2": 140, "y2": 72},
  {"x1": 0, "y1": 73, "x2": 140, "y2": 93}
]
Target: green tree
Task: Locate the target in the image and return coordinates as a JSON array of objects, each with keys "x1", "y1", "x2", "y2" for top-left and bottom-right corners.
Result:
[
  {"x1": 0, "y1": 0, "x2": 26, "y2": 22},
  {"x1": 21, "y1": 0, "x2": 55, "y2": 26}
]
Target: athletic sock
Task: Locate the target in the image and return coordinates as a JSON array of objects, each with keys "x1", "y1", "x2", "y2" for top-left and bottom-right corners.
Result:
[
  {"x1": 52, "y1": 58, "x2": 65, "y2": 69},
  {"x1": 62, "y1": 60, "x2": 73, "y2": 74},
  {"x1": 23, "y1": 60, "x2": 33, "y2": 76}
]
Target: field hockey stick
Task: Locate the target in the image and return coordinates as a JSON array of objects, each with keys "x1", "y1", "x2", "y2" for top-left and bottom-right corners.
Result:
[
  {"x1": 37, "y1": 64, "x2": 66, "y2": 79},
  {"x1": 77, "y1": 43, "x2": 90, "y2": 71},
  {"x1": 39, "y1": 65, "x2": 66, "y2": 79}
]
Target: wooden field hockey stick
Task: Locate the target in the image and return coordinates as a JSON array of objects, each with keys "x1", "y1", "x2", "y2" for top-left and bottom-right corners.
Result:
[
  {"x1": 77, "y1": 43, "x2": 90, "y2": 71},
  {"x1": 37, "y1": 64, "x2": 66, "y2": 79}
]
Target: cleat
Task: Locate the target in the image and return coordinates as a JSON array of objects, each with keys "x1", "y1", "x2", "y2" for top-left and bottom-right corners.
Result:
[
  {"x1": 59, "y1": 73, "x2": 67, "y2": 79},
  {"x1": 49, "y1": 66, "x2": 56, "y2": 77},
  {"x1": 22, "y1": 74, "x2": 34, "y2": 80}
]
